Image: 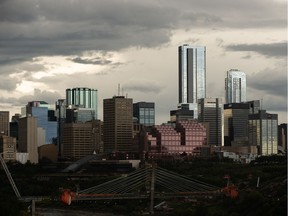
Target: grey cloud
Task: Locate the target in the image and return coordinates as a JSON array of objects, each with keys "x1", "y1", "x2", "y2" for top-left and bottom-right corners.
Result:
[
  {"x1": 16, "y1": 89, "x2": 62, "y2": 105},
  {"x1": 124, "y1": 81, "x2": 163, "y2": 94},
  {"x1": 247, "y1": 66, "x2": 287, "y2": 99},
  {"x1": 0, "y1": 0, "x2": 285, "y2": 66},
  {"x1": 71, "y1": 57, "x2": 113, "y2": 65},
  {"x1": 0, "y1": 78, "x2": 18, "y2": 91},
  {"x1": 226, "y1": 42, "x2": 287, "y2": 58}
]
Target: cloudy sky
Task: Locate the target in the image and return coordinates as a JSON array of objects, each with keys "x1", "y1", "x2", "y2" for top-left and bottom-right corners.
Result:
[{"x1": 0, "y1": 0, "x2": 287, "y2": 124}]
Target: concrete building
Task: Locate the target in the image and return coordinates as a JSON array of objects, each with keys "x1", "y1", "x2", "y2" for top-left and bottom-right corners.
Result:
[
  {"x1": 0, "y1": 135, "x2": 16, "y2": 162},
  {"x1": 62, "y1": 122, "x2": 94, "y2": 160},
  {"x1": 18, "y1": 116, "x2": 38, "y2": 164},
  {"x1": 0, "y1": 111, "x2": 9, "y2": 136},
  {"x1": 198, "y1": 98, "x2": 224, "y2": 146},
  {"x1": 103, "y1": 96, "x2": 133, "y2": 154}
]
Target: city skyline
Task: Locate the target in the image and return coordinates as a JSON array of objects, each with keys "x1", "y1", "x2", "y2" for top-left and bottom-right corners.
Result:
[{"x1": 0, "y1": 0, "x2": 286, "y2": 124}]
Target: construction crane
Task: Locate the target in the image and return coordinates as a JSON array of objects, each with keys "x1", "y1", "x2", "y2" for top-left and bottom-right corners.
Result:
[{"x1": 0, "y1": 153, "x2": 21, "y2": 198}]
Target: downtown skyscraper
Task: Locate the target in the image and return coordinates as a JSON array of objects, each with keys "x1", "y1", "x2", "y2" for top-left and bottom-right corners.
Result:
[
  {"x1": 225, "y1": 69, "x2": 247, "y2": 104},
  {"x1": 178, "y1": 44, "x2": 206, "y2": 118},
  {"x1": 66, "y1": 87, "x2": 98, "y2": 120}
]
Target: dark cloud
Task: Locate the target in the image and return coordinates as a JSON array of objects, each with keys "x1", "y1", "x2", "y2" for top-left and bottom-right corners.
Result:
[
  {"x1": 247, "y1": 65, "x2": 287, "y2": 98},
  {"x1": 71, "y1": 57, "x2": 112, "y2": 65},
  {"x1": 0, "y1": 0, "x2": 285, "y2": 65},
  {"x1": 226, "y1": 42, "x2": 287, "y2": 58}
]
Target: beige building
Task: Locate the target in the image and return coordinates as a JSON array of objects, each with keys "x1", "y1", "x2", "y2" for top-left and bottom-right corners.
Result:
[
  {"x1": 0, "y1": 135, "x2": 16, "y2": 162},
  {"x1": 18, "y1": 116, "x2": 39, "y2": 164}
]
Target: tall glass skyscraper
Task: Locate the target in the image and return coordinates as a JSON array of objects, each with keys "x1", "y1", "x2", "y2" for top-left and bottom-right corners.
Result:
[
  {"x1": 225, "y1": 69, "x2": 246, "y2": 104},
  {"x1": 178, "y1": 45, "x2": 206, "y2": 118},
  {"x1": 66, "y1": 87, "x2": 98, "y2": 120}
]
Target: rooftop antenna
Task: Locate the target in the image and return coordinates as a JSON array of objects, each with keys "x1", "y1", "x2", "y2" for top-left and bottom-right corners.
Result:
[{"x1": 118, "y1": 84, "x2": 120, "y2": 96}]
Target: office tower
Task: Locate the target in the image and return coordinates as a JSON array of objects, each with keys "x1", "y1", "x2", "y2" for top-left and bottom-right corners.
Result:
[
  {"x1": 103, "y1": 96, "x2": 133, "y2": 153},
  {"x1": 198, "y1": 98, "x2": 224, "y2": 146},
  {"x1": 66, "y1": 87, "x2": 98, "y2": 120},
  {"x1": 170, "y1": 104, "x2": 194, "y2": 122},
  {"x1": 278, "y1": 123, "x2": 287, "y2": 153},
  {"x1": 224, "y1": 100, "x2": 261, "y2": 147},
  {"x1": 66, "y1": 108, "x2": 96, "y2": 123},
  {"x1": 224, "y1": 103, "x2": 250, "y2": 146},
  {"x1": 133, "y1": 102, "x2": 155, "y2": 126},
  {"x1": 25, "y1": 101, "x2": 57, "y2": 145},
  {"x1": 248, "y1": 110, "x2": 278, "y2": 155},
  {"x1": 178, "y1": 44, "x2": 206, "y2": 118},
  {"x1": 0, "y1": 111, "x2": 9, "y2": 136},
  {"x1": 62, "y1": 122, "x2": 94, "y2": 160},
  {"x1": 18, "y1": 116, "x2": 38, "y2": 164},
  {"x1": 225, "y1": 69, "x2": 246, "y2": 103},
  {"x1": 55, "y1": 99, "x2": 66, "y2": 157}
]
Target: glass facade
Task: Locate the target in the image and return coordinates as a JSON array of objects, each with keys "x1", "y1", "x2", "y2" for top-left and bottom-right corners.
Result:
[
  {"x1": 26, "y1": 104, "x2": 57, "y2": 144},
  {"x1": 133, "y1": 102, "x2": 155, "y2": 126},
  {"x1": 147, "y1": 120, "x2": 206, "y2": 155},
  {"x1": 248, "y1": 110, "x2": 278, "y2": 155},
  {"x1": 225, "y1": 69, "x2": 246, "y2": 103},
  {"x1": 178, "y1": 44, "x2": 206, "y2": 105},
  {"x1": 198, "y1": 98, "x2": 224, "y2": 146},
  {"x1": 66, "y1": 87, "x2": 98, "y2": 120}
]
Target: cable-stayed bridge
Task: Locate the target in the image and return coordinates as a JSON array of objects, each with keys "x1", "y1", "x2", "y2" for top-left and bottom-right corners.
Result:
[{"x1": 61, "y1": 164, "x2": 223, "y2": 206}]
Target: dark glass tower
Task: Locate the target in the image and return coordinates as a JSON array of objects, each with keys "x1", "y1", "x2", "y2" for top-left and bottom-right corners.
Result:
[{"x1": 133, "y1": 102, "x2": 155, "y2": 126}]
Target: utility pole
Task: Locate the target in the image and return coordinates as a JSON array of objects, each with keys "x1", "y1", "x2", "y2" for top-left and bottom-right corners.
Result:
[{"x1": 149, "y1": 162, "x2": 156, "y2": 215}]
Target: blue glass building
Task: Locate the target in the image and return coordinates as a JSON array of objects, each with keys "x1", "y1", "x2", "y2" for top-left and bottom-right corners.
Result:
[{"x1": 26, "y1": 101, "x2": 57, "y2": 144}]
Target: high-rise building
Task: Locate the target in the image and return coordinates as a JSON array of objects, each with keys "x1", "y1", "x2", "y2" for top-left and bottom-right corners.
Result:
[
  {"x1": 18, "y1": 116, "x2": 38, "y2": 164},
  {"x1": 62, "y1": 122, "x2": 93, "y2": 160},
  {"x1": 170, "y1": 104, "x2": 195, "y2": 122},
  {"x1": 198, "y1": 98, "x2": 224, "y2": 146},
  {"x1": 66, "y1": 87, "x2": 98, "y2": 120},
  {"x1": 225, "y1": 69, "x2": 246, "y2": 104},
  {"x1": 0, "y1": 111, "x2": 9, "y2": 136},
  {"x1": 103, "y1": 96, "x2": 133, "y2": 153},
  {"x1": 224, "y1": 100, "x2": 261, "y2": 147},
  {"x1": 278, "y1": 123, "x2": 287, "y2": 153},
  {"x1": 25, "y1": 101, "x2": 57, "y2": 145},
  {"x1": 133, "y1": 102, "x2": 155, "y2": 127},
  {"x1": 224, "y1": 103, "x2": 250, "y2": 147},
  {"x1": 178, "y1": 44, "x2": 206, "y2": 118},
  {"x1": 248, "y1": 110, "x2": 278, "y2": 155}
]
